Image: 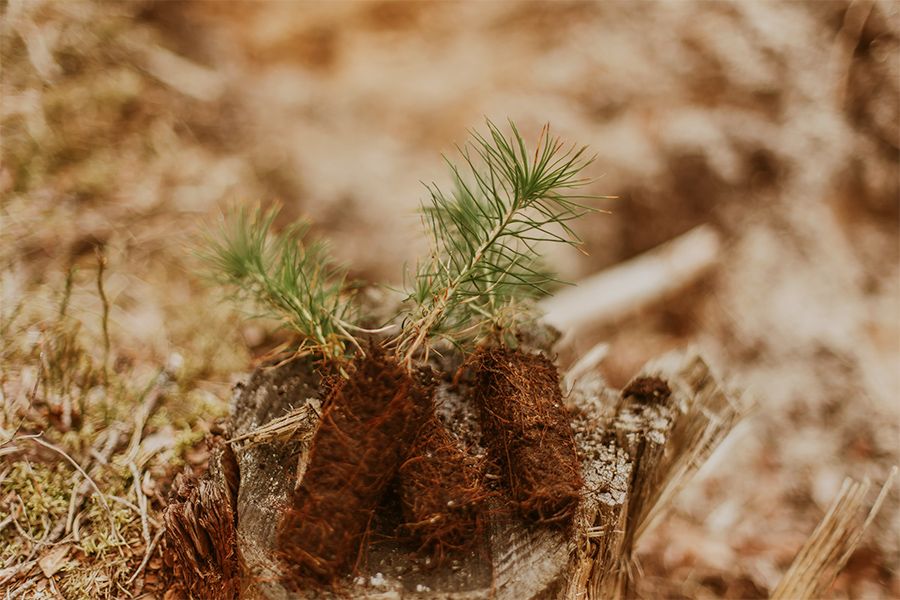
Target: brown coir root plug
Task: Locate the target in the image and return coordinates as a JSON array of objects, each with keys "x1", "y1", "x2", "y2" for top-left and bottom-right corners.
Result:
[
  {"x1": 277, "y1": 349, "x2": 430, "y2": 584},
  {"x1": 473, "y1": 346, "x2": 583, "y2": 526},
  {"x1": 397, "y1": 415, "x2": 488, "y2": 559}
]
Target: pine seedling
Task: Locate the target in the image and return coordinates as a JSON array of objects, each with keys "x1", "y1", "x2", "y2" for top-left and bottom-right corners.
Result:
[
  {"x1": 391, "y1": 121, "x2": 597, "y2": 547},
  {"x1": 395, "y1": 119, "x2": 596, "y2": 367},
  {"x1": 393, "y1": 120, "x2": 598, "y2": 529},
  {"x1": 197, "y1": 205, "x2": 359, "y2": 360}
]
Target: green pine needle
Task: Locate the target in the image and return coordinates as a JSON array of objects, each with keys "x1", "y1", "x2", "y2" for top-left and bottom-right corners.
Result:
[
  {"x1": 397, "y1": 120, "x2": 596, "y2": 364},
  {"x1": 197, "y1": 205, "x2": 358, "y2": 359}
]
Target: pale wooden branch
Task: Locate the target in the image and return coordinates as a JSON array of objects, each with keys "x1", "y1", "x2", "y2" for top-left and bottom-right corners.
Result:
[
  {"x1": 133, "y1": 41, "x2": 226, "y2": 102},
  {"x1": 771, "y1": 466, "x2": 897, "y2": 600},
  {"x1": 540, "y1": 225, "x2": 721, "y2": 332}
]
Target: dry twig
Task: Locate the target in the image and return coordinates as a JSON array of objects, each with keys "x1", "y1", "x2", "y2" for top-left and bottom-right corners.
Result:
[
  {"x1": 95, "y1": 247, "x2": 111, "y2": 388},
  {"x1": 226, "y1": 399, "x2": 320, "y2": 447},
  {"x1": 126, "y1": 526, "x2": 165, "y2": 587},
  {"x1": 64, "y1": 427, "x2": 122, "y2": 537},
  {"x1": 541, "y1": 225, "x2": 721, "y2": 332}
]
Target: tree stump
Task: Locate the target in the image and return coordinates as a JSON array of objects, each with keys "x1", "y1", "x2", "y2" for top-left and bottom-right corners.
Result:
[{"x1": 164, "y1": 350, "x2": 744, "y2": 599}]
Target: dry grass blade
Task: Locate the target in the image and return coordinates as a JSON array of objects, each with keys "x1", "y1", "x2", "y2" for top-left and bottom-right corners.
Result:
[
  {"x1": 124, "y1": 374, "x2": 167, "y2": 463},
  {"x1": 95, "y1": 247, "x2": 111, "y2": 387},
  {"x1": 129, "y1": 462, "x2": 151, "y2": 547},
  {"x1": 126, "y1": 526, "x2": 165, "y2": 587},
  {"x1": 771, "y1": 466, "x2": 897, "y2": 600},
  {"x1": 65, "y1": 428, "x2": 122, "y2": 536}
]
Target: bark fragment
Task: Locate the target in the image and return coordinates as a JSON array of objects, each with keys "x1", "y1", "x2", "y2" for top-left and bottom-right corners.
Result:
[{"x1": 162, "y1": 437, "x2": 240, "y2": 600}]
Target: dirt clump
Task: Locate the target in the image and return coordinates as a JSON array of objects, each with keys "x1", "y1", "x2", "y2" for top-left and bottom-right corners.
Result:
[
  {"x1": 622, "y1": 376, "x2": 672, "y2": 405},
  {"x1": 473, "y1": 347, "x2": 583, "y2": 526},
  {"x1": 276, "y1": 348, "x2": 430, "y2": 584}
]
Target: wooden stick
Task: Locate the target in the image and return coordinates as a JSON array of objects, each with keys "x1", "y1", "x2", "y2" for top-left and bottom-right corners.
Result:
[{"x1": 541, "y1": 225, "x2": 721, "y2": 332}]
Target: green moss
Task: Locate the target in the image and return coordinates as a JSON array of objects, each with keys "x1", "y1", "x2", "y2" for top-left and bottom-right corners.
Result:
[{"x1": 0, "y1": 461, "x2": 72, "y2": 561}]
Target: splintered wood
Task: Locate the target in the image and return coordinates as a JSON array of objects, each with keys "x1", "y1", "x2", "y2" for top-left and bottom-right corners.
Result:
[
  {"x1": 162, "y1": 438, "x2": 240, "y2": 600},
  {"x1": 564, "y1": 351, "x2": 746, "y2": 600},
  {"x1": 771, "y1": 467, "x2": 897, "y2": 600}
]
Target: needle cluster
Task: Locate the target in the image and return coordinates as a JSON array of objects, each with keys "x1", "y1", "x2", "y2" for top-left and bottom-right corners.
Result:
[
  {"x1": 396, "y1": 120, "x2": 595, "y2": 363},
  {"x1": 197, "y1": 205, "x2": 357, "y2": 359}
]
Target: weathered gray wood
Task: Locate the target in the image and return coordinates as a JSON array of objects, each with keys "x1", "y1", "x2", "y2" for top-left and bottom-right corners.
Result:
[
  {"x1": 564, "y1": 351, "x2": 745, "y2": 600},
  {"x1": 488, "y1": 514, "x2": 570, "y2": 600},
  {"x1": 230, "y1": 359, "x2": 321, "y2": 600}
]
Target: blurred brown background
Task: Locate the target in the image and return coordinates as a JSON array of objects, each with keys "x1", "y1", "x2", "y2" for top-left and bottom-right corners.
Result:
[{"x1": 2, "y1": 1, "x2": 898, "y2": 597}]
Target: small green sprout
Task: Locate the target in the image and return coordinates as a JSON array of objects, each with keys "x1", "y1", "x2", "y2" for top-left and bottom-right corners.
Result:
[
  {"x1": 197, "y1": 205, "x2": 359, "y2": 360},
  {"x1": 394, "y1": 120, "x2": 596, "y2": 366}
]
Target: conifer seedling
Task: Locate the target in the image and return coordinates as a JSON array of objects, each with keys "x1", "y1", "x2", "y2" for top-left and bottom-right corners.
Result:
[{"x1": 197, "y1": 204, "x2": 360, "y2": 361}]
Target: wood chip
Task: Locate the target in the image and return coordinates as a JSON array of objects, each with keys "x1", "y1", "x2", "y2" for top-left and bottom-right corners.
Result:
[{"x1": 38, "y1": 543, "x2": 71, "y2": 578}]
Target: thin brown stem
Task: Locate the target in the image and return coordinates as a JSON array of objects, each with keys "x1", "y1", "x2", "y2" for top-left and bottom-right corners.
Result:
[{"x1": 95, "y1": 247, "x2": 111, "y2": 387}]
